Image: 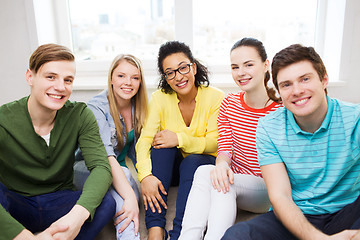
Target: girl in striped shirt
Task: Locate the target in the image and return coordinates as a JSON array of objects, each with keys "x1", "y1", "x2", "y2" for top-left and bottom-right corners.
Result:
[{"x1": 179, "y1": 38, "x2": 281, "y2": 240}]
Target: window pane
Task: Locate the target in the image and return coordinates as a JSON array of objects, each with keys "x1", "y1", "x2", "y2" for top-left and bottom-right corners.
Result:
[
  {"x1": 193, "y1": 0, "x2": 318, "y2": 65},
  {"x1": 68, "y1": 0, "x2": 175, "y2": 61}
]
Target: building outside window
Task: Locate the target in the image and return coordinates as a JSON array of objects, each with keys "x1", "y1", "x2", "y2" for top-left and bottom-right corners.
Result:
[
  {"x1": 68, "y1": 0, "x2": 317, "y2": 65},
  {"x1": 32, "y1": 0, "x2": 345, "y2": 89}
]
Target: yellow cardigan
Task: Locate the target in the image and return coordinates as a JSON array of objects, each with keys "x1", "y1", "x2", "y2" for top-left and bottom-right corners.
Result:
[{"x1": 136, "y1": 86, "x2": 224, "y2": 182}]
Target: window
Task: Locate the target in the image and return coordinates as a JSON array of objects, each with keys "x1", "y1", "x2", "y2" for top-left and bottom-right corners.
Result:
[
  {"x1": 32, "y1": 0, "x2": 345, "y2": 89},
  {"x1": 68, "y1": 0, "x2": 175, "y2": 61},
  {"x1": 193, "y1": 0, "x2": 317, "y2": 66},
  {"x1": 68, "y1": 0, "x2": 317, "y2": 63}
]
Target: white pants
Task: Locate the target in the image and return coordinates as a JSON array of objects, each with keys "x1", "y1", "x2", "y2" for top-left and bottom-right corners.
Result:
[{"x1": 179, "y1": 165, "x2": 270, "y2": 240}]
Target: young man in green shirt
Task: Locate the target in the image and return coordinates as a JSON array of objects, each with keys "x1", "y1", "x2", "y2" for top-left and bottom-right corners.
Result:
[{"x1": 0, "y1": 44, "x2": 115, "y2": 239}]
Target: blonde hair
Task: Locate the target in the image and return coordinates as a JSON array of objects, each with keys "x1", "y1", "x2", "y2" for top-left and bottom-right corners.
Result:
[{"x1": 107, "y1": 54, "x2": 148, "y2": 149}]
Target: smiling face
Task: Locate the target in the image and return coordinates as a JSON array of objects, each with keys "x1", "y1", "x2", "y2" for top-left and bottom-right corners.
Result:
[
  {"x1": 162, "y1": 52, "x2": 197, "y2": 97},
  {"x1": 26, "y1": 60, "x2": 75, "y2": 113},
  {"x1": 111, "y1": 60, "x2": 141, "y2": 103},
  {"x1": 277, "y1": 60, "x2": 328, "y2": 127},
  {"x1": 230, "y1": 46, "x2": 269, "y2": 93}
]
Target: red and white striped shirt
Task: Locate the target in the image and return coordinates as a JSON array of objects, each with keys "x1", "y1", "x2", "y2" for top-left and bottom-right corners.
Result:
[{"x1": 217, "y1": 91, "x2": 281, "y2": 177}]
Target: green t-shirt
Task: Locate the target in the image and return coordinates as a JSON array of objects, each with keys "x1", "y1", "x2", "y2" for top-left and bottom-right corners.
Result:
[{"x1": 0, "y1": 97, "x2": 112, "y2": 239}]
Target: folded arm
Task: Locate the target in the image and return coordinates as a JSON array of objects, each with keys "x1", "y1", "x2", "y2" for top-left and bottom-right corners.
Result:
[{"x1": 261, "y1": 163, "x2": 360, "y2": 240}]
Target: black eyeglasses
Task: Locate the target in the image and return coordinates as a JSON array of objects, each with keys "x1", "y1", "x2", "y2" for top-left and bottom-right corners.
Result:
[{"x1": 163, "y1": 63, "x2": 193, "y2": 80}]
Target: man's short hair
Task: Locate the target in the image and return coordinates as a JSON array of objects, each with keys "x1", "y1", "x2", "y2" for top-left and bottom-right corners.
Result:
[
  {"x1": 271, "y1": 44, "x2": 327, "y2": 93},
  {"x1": 29, "y1": 44, "x2": 74, "y2": 74}
]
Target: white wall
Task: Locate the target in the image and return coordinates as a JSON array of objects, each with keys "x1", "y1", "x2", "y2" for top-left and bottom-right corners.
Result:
[
  {"x1": 0, "y1": 0, "x2": 38, "y2": 104},
  {"x1": 1, "y1": 0, "x2": 360, "y2": 105},
  {"x1": 329, "y1": 0, "x2": 360, "y2": 103}
]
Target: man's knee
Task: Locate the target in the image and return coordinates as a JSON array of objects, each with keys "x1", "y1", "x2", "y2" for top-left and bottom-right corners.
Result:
[
  {"x1": 222, "y1": 222, "x2": 250, "y2": 240},
  {"x1": 0, "y1": 183, "x2": 8, "y2": 210},
  {"x1": 97, "y1": 191, "x2": 116, "y2": 218}
]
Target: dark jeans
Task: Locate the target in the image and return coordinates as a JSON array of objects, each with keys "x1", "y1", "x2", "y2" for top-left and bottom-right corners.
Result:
[
  {"x1": 222, "y1": 194, "x2": 360, "y2": 240},
  {"x1": 145, "y1": 147, "x2": 216, "y2": 240},
  {"x1": 0, "y1": 182, "x2": 115, "y2": 239}
]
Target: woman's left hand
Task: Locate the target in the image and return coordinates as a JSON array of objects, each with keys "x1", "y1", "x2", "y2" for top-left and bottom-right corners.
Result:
[
  {"x1": 113, "y1": 196, "x2": 140, "y2": 236},
  {"x1": 152, "y1": 129, "x2": 179, "y2": 149},
  {"x1": 210, "y1": 161, "x2": 234, "y2": 193}
]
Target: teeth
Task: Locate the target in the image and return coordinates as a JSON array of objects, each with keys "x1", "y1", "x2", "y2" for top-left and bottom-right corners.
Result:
[
  {"x1": 295, "y1": 99, "x2": 307, "y2": 105},
  {"x1": 177, "y1": 82, "x2": 187, "y2": 87},
  {"x1": 49, "y1": 94, "x2": 62, "y2": 99},
  {"x1": 122, "y1": 88, "x2": 133, "y2": 92},
  {"x1": 239, "y1": 79, "x2": 250, "y2": 83}
]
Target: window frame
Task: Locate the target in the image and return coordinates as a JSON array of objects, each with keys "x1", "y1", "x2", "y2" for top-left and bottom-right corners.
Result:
[{"x1": 31, "y1": 0, "x2": 346, "y2": 91}]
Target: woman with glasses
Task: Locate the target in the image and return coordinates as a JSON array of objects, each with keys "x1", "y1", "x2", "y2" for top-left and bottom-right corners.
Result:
[
  {"x1": 179, "y1": 38, "x2": 281, "y2": 240},
  {"x1": 135, "y1": 41, "x2": 224, "y2": 240}
]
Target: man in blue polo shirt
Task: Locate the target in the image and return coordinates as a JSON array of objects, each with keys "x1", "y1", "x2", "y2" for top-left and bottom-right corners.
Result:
[{"x1": 222, "y1": 44, "x2": 360, "y2": 239}]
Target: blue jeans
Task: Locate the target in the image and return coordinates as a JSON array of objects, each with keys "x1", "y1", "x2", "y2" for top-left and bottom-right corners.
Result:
[
  {"x1": 74, "y1": 160, "x2": 140, "y2": 240},
  {"x1": 146, "y1": 147, "x2": 216, "y2": 240},
  {"x1": 0, "y1": 182, "x2": 115, "y2": 239},
  {"x1": 222, "y1": 194, "x2": 360, "y2": 240}
]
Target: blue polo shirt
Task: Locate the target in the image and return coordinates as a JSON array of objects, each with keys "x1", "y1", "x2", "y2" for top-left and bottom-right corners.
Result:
[{"x1": 256, "y1": 96, "x2": 360, "y2": 215}]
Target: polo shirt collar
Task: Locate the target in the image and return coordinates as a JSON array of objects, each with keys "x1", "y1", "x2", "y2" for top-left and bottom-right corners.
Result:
[{"x1": 287, "y1": 96, "x2": 333, "y2": 135}]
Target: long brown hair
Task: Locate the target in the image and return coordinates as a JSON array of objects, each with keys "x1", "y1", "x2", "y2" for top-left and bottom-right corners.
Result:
[
  {"x1": 231, "y1": 38, "x2": 280, "y2": 104},
  {"x1": 107, "y1": 54, "x2": 148, "y2": 149}
]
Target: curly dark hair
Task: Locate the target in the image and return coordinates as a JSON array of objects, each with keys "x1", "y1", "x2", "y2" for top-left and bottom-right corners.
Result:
[{"x1": 157, "y1": 41, "x2": 210, "y2": 94}]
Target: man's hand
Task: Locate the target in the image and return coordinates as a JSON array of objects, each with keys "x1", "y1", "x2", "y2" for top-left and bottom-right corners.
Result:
[
  {"x1": 114, "y1": 196, "x2": 140, "y2": 236},
  {"x1": 350, "y1": 230, "x2": 360, "y2": 240},
  {"x1": 152, "y1": 130, "x2": 179, "y2": 149},
  {"x1": 50, "y1": 204, "x2": 89, "y2": 240},
  {"x1": 140, "y1": 175, "x2": 167, "y2": 213},
  {"x1": 327, "y1": 230, "x2": 360, "y2": 240},
  {"x1": 210, "y1": 161, "x2": 234, "y2": 193},
  {"x1": 14, "y1": 225, "x2": 69, "y2": 240}
]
